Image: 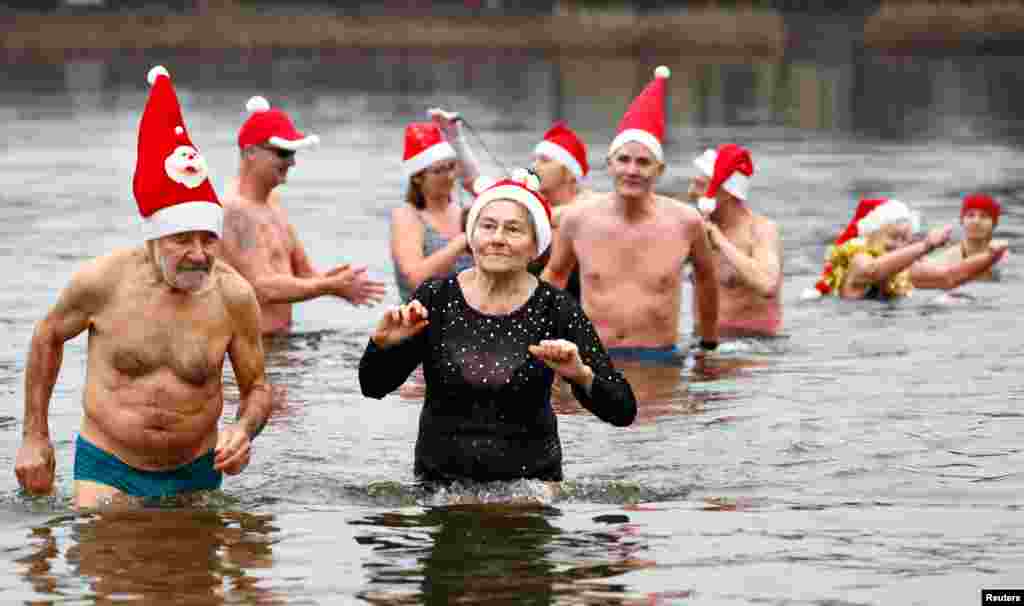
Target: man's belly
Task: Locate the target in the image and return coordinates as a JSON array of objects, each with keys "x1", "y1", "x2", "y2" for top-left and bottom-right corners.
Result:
[
  {"x1": 82, "y1": 384, "x2": 222, "y2": 471},
  {"x1": 715, "y1": 289, "x2": 782, "y2": 337},
  {"x1": 583, "y1": 287, "x2": 681, "y2": 348}
]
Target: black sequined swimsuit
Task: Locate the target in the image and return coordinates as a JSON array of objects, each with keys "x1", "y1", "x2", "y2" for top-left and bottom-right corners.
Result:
[{"x1": 359, "y1": 276, "x2": 636, "y2": 483}]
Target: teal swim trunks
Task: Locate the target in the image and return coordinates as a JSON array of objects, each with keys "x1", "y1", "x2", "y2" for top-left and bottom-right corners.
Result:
[
  {"x1": 73, "y1": 435, "x2": 222, "y2": 498},
  {"x1": 607, "y1": 345, "x2": 685, "y2": 366}
]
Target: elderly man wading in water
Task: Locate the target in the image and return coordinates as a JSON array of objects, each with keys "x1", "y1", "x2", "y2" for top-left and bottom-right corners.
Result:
[
  {"x1": 542, "y1": 66, "x2": 720, "y2": 364},
  {"x1": 14, "y1": 66, "x2": 271, "y2": 508}
]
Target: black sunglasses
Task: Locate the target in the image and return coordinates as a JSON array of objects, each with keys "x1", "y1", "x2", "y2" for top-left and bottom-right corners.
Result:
[{"x1": 260, "y1": 145, "x2": 295, "y2": 160}]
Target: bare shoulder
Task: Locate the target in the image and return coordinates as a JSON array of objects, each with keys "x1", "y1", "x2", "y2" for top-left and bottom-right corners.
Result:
[
  {"x1": 752, "y1": 213, "x2": 780, "y2": 238},
  {"x1": 214, "y1": 261, "x2": 258, "y2": 308},
  {"x1": 59, "y1": 247, "x2": 138, "y2": 311},
  {"x1": 562, "y1": 192, "x2": 610, "y2": 229},
  {"x1": 656, "y1": 194, "x2": 702, "y2": 227}
]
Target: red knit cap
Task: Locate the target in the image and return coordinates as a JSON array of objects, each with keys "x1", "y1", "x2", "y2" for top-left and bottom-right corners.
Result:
[{"x1": 961, "y1": 193, "x2": 1000, "y2": 226}]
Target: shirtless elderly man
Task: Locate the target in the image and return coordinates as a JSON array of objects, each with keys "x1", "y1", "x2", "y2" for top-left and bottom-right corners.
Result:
[
  {"x1": 15, "y1": 67, "x2": 271, "y2": 507},
  {"x1": 543, "y1": 67, "x2": 720, "y2": 362},
  {"x1": 219, "y1": 96, "x2": 386, "y2": 335},
  {"x1": 689, "y1": 143, "x2": 783, "y2": 337}
]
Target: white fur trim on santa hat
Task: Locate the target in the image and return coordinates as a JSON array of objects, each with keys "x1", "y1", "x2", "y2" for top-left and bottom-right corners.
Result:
[
  {"x1": 856, "y1": 199, "x2": 920, "y2": 236},
  {"x1": 693, "y1": 149, "x2": 715, "y2": 177},
  {"x1": 608, "y1": 128, "x2": 663, "y2": 162},
  {"x1": 147, "y1": 65, "x2": 170, "y2": 86},
  {"x1": 403, "y1": 141, "x2": 456, "y2": 180},
  {"x1": 534, "y1": 140, "x2": 584, "y2": 180},
  {"x1": 268, "y1": 134, "x2": 320, "y2": 151},
  {"x1": 246, "y1": 95, "x2": 271, "y2": 113},
  {"x1": 470, "y1": 175, "x2": 498, "y2": 196},
  {"x1": 143, "y1": 201, "x2": 223, "y2": 240},
  {"x1": 466, "y1": 185, "x2": 551, "y2": 258},
  {"x1": 693, "y1": 148, "x2": 750, "y2": 201}
]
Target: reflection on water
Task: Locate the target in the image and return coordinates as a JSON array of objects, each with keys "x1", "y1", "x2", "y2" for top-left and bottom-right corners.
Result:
[
  {"x1": 15, "y1": 509, "x2": 278, "y2": 604},
  {"x1": 354, "y1": 505, "x2": 660, "y2": 605}
]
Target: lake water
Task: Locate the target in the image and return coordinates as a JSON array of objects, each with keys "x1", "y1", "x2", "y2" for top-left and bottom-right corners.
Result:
[{"x1": 0, "y1": 35, "x2": 1022, "y2": 605}]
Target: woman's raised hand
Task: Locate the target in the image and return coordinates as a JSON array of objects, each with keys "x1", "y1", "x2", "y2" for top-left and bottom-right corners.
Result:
[
  {"x1": 371, "y1": 299, "x2": 429, "y2": 349},
  {"x1": 529, "y1": 339, "x2": 592, "y2": 386}
]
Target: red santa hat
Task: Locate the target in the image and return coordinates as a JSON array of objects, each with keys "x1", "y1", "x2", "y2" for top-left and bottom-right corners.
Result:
[
  {"x1": 608, "y1": 65, "x2": 671, "y2": 162},
  {"x1": 403, "y1": 122, "x2": 456, "y2": 180},
  {"x1": 812, "y1": 198, "x2": 917, "y2": 295},
  {"x1": 534, "y1": 121, "x2": 588, "y2": 179},
  {"x1": 465, "y1": 168, "x2": 552, "y2": 258},
  {"x1": 961, "y1": 193, "x2": 1000, "y2": 225},
  {"x1": 237, "y1": 95, "x2": 319, "y2": 151},
  {"x1": 133, "y1": 65, "x2": 222, "y2": 241},
  {"x1": 694, "y1": 144, "x2": 754, "y2": 214}
]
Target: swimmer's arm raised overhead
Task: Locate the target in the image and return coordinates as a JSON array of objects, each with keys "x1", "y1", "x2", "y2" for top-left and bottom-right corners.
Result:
[
  {"x1": 709, "y1": 218, "x2": 782, "y2": 297},
  {"x1": 17, "y1": 255, "x2": 114, "y2": 494},
  {"x1": 554, "y1": 295, "x2": 637, "y2": 427},
  {"x1": 540, "y1": 204, "x2": 579, "y2": 290},
  {"x1": 910, "y1": 240, "x2": 1008, "y2": 290},
  {"x1": 359, "y1": 289, "x2": 433, "y2": 399},
  {"x1": 390, "y1": 205, "x2": 468, "y2": 291},
  {"x1": 431, "y1": 107, "x2": 481, "y2": 194},
  {"x1": 688, "y1": 210, "x2": 720, "y2": 345}
]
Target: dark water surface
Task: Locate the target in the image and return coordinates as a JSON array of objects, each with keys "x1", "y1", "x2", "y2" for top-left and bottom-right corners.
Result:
[{"x1": 0, "y1": 41, "x2": 1022, "y2": 605}]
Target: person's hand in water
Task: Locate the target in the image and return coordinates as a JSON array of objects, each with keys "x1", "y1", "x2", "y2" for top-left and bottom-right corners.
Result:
[
  {"x1": 529, "y1": 339, "x2": 593, "y2": 390},
  {"x1": 371, "y1": 299, "x2": 429, "y2": 349}
]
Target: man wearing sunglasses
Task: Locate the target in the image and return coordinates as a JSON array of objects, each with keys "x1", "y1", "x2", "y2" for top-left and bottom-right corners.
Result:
[{"x1": 219, "y1": 96, "x2": 387, "y2": 335}]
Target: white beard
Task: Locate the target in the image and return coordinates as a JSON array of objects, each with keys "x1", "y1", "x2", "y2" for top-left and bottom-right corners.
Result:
[{"x1": 158, "y1": 252, "x2": 209, "y2": 292}]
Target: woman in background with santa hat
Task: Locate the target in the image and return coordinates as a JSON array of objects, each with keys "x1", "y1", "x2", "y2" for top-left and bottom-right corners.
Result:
[{"x1": 391, "y1": 122, "x2": 474, "y2": 303}]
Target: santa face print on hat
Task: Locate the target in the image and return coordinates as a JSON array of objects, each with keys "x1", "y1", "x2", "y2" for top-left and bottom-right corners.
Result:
[{"x1": 165, "y1": 145, "x2": 209, "y2": 189}]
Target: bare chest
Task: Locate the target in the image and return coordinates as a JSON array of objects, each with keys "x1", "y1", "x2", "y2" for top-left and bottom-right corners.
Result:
[
  {"x1": 227, "y1": 208, "x2": 293, "y2": 264},
  {"x1": 95, "y1": 295, "x2": 230, "y2": 386},
  {"x1": 576, "y1": 219, "x2": 688, "y2": 292}
]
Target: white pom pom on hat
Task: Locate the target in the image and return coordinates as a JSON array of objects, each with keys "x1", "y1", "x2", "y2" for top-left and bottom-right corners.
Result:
[
  {"x1": 246, "y1": 96, "x2": 271, "y2": 113},
  {"x1": 698, "y1": 197, "x2": 717, "y2": 215},
  {"x1": 147, "y1": 65, "x2": 170, "y2": 86},
  {"x1": 654, "y1": 65, "x2": 671, "y2": 79}
]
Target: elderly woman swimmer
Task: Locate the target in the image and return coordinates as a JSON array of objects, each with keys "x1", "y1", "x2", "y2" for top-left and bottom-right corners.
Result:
[{"x1": 359, "y1": 170, "x2": 636, "y2": 486}]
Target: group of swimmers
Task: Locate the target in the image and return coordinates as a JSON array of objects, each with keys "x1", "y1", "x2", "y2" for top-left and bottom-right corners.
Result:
[{"x1": 13, "y1": 64, "x2": 1008, "y2": 507}]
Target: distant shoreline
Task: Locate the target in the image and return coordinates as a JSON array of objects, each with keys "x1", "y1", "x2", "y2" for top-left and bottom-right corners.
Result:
[{"x1": 2, "y1": 5, "x2": 1023, "y2": 64}]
